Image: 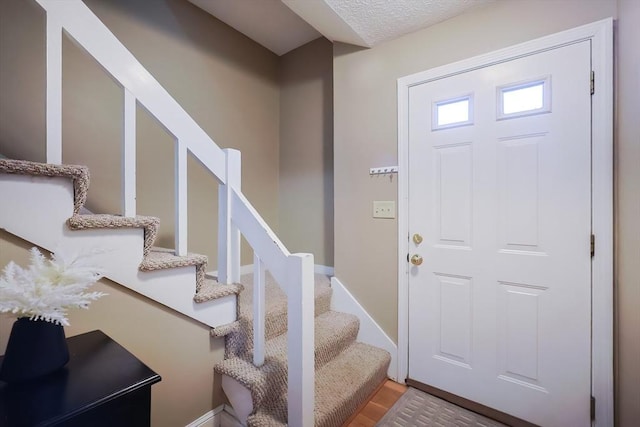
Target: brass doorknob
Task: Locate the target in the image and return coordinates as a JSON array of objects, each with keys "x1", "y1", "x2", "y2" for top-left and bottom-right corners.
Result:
[
  {"x1": 413, "y1": 234, "x2": 423, "y2": 245},
  {"x1": 410, "y1": 254, "x2": 423, "y2": 266}
]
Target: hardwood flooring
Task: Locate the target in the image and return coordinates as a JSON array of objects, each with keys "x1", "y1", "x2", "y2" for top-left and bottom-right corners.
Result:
[{"x1": 342, "y1": 380, "x2": 408, "y2": 427}]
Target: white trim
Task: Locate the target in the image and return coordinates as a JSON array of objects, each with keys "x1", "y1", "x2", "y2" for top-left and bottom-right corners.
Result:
[
  {"x1": 397, "y1": 18, "x2": 613, "y2": 426},
  {"x1": 330, "y1": 277, "x2": 399, "y2": 381},
  {"x1": 185, "y1": 405, "x2": 242, "y2": 427},
  {"x1": 314, "y1": 264, "x2": 335, "y2": 276},
  {"x1": 208, "y1": 264, "x2": 334, "y2": 280},
  {"x1": 588, "y1": 19, "x2": 614, "y2": 427}
]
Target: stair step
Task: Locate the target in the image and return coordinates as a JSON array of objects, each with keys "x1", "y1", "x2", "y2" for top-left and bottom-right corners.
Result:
[
  {"x1": 265, "y1": 310, "x2": 360, "y2": 369},
  {"x1": 245, "y1": 342, "x2": 391, "y2": 427},
  {"x1": 139, "y1": 247, "x2": 207, "y2": 271},
  {"x1": 216, "y1": 310, "x2": 360, "y2": 390},
  {"x1": 194, "y1": 278, "x2": 243, "y2": 303},
  {"x1": 67, "y1": 214, "x2": 160, "y2": 256},
  {"x1": 214, "y1": 273, "x2": 333, "y2": 358},
  {"x1": 237, "y1": 272, "x2": 332, "y2": 342},
  {"x1": 0, "y1": 158, "x2": 89, "y2": 214}
]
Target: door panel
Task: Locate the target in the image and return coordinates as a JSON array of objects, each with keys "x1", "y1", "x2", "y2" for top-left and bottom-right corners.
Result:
[{"x1": 408, "y1": 41, "x2": 592, "y2": 426}]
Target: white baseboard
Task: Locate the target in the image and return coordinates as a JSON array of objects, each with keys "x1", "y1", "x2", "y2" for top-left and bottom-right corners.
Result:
[
  {"x1": 208, "y1": 264, "x2": 334, "y2": 279},
  {"x1": 330, "y1": 276, "x2": 399, "y2": 381},
  {"x1": 185, "y1": 404, "x2": 243, "y2": 427}
]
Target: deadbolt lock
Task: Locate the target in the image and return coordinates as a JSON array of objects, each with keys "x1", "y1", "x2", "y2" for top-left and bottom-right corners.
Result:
[
  {"x1": 413, "y1": 233, "x2": 423, "y2": 245},
  {"x1": 410, "y1": 254, "x2": 423, "y2": 266}
]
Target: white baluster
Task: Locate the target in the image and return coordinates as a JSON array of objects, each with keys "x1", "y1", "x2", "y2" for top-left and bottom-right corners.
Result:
[
  {"x1": 253, "y1": 253, "x2": 266, "y2": 367},
  {"x1": 175, "y1": 139, "x2": 187, "y2": 256},
  {"x1": 217, "y1": 149, "x2": 241, "y2": 284},
  {"x1": 122, "y1": 88, "x2": 136, "y2": 217},
  {"x1": 45, "y1": 11, "x2": 62, "y2": 165}
]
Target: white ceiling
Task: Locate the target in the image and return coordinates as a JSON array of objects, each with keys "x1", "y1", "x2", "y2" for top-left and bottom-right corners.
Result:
[{"x1": 189, "y1": 0, "x2": 496, "y2": 56}]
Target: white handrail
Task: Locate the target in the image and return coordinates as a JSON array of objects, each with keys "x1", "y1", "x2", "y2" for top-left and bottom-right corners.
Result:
[{"x1": 231, "y1": 190, "x2": 290, "y2": 287}]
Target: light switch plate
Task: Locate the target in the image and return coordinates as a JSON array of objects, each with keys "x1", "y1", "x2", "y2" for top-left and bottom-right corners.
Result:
[{"x1": 373, "y1": 201, "x2": 395, "y2": 219}]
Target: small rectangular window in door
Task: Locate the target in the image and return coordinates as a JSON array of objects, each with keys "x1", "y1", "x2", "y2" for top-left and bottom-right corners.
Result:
[
  {"x1": 432, "y1": 95, "x2": 474, "y2": 130},
  {"x1": 497, "y1": 77, "x2": 551, "y2": 120}
]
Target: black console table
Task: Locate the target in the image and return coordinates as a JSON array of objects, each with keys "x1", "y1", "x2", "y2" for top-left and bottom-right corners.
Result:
[{"x1": 0, "y1": 330, "x2": 161, "y2": 426}]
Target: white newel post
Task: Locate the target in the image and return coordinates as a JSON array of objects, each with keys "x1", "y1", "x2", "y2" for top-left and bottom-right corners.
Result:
[
  {"x1": 175, "y1": 139, "x2": 188, "y2": 256},
  {"x1": 287, "y1": 253, "x2": 315, "y2": 427},
  {"x1": 122, "y1": 88, "x2": 136, "y2": 217},
  {"x1": 45, "y1": 9, "x2": 62, "y2": 165},
  {"x1": 217, "y1": 149, "x2": 241, "y2": 284},
  {"x1": 253, "y1": 253, "x2": 266, "y2": 366}
]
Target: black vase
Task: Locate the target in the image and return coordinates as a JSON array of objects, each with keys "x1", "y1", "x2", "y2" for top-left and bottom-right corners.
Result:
[{"x1": 0, "y1": 318, "x2": 69, "y2": 382}]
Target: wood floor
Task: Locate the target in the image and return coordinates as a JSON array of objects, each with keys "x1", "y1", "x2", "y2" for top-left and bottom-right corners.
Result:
[{"x1": 342, "y1": 380, "x2": 408, "y2": 426}]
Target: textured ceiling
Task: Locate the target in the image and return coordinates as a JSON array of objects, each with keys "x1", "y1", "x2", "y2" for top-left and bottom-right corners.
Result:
[
  {"x1": 323, "y1": 0, "x2": 495, "y2": 47},
  {"x1": 189, "y1": 0, "x2": 497, "y2": 56}
]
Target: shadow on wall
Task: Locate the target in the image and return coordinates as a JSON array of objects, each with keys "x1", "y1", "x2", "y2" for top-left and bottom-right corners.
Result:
[{"x1": 86, "y1": 0, "x2": 279, "y2": 83}]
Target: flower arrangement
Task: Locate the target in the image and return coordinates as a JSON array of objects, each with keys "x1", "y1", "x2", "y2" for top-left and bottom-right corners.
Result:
[{"x1": 0, "y1": 247, "x2": 107, "y2": 326}]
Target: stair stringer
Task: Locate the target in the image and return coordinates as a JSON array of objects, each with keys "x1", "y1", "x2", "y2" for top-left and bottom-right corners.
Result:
[{"x1": 0, "y1": 174, "x2": 236, "y2": 328}]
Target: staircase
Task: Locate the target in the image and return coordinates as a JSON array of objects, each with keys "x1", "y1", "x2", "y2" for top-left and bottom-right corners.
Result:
[
  {"x1": 214, "y1": 273, "x2": 390, "y2": 426},
  {"x1": 1, "y1": 0, "x2": 393, "y2": 425},
  {"x1": 0, "y1": 159, "x2": 391, "y2": 426}
]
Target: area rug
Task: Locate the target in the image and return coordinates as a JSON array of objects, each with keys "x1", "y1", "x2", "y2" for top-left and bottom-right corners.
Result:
[{"x1": 375, "y1": 387, "x2": 507, "y2": 427}]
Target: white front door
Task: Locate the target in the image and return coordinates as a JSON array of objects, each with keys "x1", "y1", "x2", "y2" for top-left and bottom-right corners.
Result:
[{"x1": 407, "y1": 41, "x2": 592, "y2": 426}]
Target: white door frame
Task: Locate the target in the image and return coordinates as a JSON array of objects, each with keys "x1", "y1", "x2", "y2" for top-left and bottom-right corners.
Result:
[{"x1": 397, "y1": 19, "x2": 613, "y2": 426}]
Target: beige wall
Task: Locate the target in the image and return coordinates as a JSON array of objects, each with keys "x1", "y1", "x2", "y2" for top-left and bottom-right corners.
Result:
[
  {"x1": 279, "y1": 38, "x2": 334, "y2": 266},
  {"x1": 334, "y1": 0, "x2": 640, "y2": 424},
  {"x1": 615, "y1": 0, "x2": 640, "y2": 425},
  {"x1": 0, "y1": 0, "x2": 46, "y2": 162},
  {"x1": 0, "y1": 231, "x2": 227, "y2": 427}
]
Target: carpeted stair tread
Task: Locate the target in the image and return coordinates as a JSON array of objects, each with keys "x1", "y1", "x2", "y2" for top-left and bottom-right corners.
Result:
[
  {"x1": 237, "y1": 272, "x2": 332, "y2": 338},
  {"x1": 246, "y1": 342, "x2": 391, "y2": 427},
  {"x1": 67, "y1": 214, "x2": 160, "y2": 257},
  {"x1": 263, "y1": 310, "x2": 360, "y2": 369},
  {"x1": 219, "y1": 272, "x2": 333, "y2": 358},
  {"x1": 139, "y1": 247, "x2": 207, "y2": 270},
  {"x1": 194, "y1": 277, "x2": 243, "y2": 303},
  {"x1": 216, "y1": 310, "x2": 359, "y2": 390},
  {"x1": 140, "y1": 247, "x2": 208, "y2": 292},
  {"x1": 215, "y1": 310, "x2": 363, "y2": 415},
  {"x1": 0, "y1": 158, "x2": 89, "y2": 214}
]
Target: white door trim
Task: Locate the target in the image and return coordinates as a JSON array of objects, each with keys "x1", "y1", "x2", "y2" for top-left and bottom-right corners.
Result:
[{"x1": 397, "y1": 18, "x2": 613, "y2": 426}]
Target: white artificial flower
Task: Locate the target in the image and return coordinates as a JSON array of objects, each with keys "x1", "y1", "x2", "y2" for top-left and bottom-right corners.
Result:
[{"x1": 0, "y1": 247, "x2": 107, "y2": 326}]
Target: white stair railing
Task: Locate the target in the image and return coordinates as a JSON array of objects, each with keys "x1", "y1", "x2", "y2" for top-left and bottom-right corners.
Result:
[{"x1": 34, "y1": 0, "x2": 315, "y2": 424}]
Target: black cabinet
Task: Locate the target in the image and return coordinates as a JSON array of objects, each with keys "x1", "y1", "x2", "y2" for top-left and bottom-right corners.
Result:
[{"x1": 0, "y1": 330, "x2": 161, "y2": 426}]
